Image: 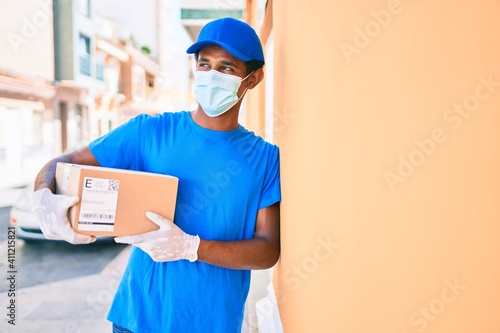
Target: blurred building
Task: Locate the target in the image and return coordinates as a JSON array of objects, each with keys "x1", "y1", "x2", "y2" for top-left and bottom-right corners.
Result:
[
  {"x1": 52, "y1": 0, "x2": 163, "y2": 151},
  {"x1": 0, "y1": 0, "x2": 169, "y2": 188},
  {"x1": 94, "y1": 0, "x2": 194, "y2": 115},
  {"x1": 0, "y1": 0, "x2": 57, "y2": 188},
  {"x1": 180, "y1": 0, "x2": 245, "y2": 41}
]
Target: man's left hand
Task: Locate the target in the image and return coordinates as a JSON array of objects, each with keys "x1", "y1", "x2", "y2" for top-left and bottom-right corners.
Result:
[{"x1": 115, "y1": 211, "x2": 200, "y2": 262}]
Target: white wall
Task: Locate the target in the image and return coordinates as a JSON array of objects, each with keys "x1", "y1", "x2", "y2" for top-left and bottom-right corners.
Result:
[{"x1": 0, "y1": 0, "x2": 55, "y2": 80}]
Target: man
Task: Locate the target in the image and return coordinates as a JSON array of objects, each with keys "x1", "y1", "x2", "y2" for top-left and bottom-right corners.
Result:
[{"x1": 29, "y1": 17, "x2": 281, "y2": 332}]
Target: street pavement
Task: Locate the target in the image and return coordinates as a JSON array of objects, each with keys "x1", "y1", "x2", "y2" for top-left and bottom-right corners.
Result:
[
  {"x1": 0, "y1": 163, "x2": 129, "y2": 332},
  {"x1": 0, "y1": 243, "x2": 131, "y2": 333},
  {"x1": 0, "y1": 188, "x2": 24, "y2": 209},
  {"x1": 0, "y1": 146, "x2": 50, "y2": 192}
]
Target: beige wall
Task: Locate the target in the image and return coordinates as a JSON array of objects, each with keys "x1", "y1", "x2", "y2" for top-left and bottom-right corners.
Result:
[
  {"x1": 272, "y1": 1, "x2": 500, "y2": 332},
  {"x1": 0, "y1": 0, "x2": 55, "y2": 80}
]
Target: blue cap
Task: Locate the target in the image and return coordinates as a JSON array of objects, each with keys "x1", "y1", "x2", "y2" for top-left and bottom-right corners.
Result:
[{"x1": 186, "y1": 17, "x2": 264, "y2": 62}]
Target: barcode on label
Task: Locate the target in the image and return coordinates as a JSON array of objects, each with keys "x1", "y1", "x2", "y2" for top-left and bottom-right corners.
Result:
[
  {"x1": 81, "y1": 213, "x2": 115, "y2": 220},
  {"x1": 108, "y1": 180, "x2": 120, "y2": 192}
]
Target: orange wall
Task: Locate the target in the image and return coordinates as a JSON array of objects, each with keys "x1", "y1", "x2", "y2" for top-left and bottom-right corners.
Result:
[{"x1": 273, "y1": 1, "x2": 500, "y2": 332}]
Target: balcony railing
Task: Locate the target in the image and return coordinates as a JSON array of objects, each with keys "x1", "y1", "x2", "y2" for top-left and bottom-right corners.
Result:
[
  {"x1": 79, "y1": 54, "x2": 91, "y2": 76},
  {"x1": 96, "y1": 62, "x2": 104, "y2": 81},
  {"x1": 181, "y1": 9, "x2": 243, "y2": 20}
]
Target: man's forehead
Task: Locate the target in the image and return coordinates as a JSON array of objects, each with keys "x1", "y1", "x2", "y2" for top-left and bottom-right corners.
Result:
[{"x1": 198, "y1": 44, "x2": 242, "y2": 63}]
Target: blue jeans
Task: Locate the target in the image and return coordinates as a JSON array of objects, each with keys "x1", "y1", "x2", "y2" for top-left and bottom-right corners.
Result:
[{"x1": 112, "y1": 323, "x2": 133, "y2": 333}]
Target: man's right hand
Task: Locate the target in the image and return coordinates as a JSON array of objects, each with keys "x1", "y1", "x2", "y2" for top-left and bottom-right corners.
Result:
[{"x1": 29, "y1": 188, "x2": 96, "y2": 244}]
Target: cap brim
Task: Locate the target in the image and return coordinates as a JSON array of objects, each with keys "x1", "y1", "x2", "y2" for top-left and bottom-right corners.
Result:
[{"x1": 186, "y1": 40, "x2": 254, "y2": 62}]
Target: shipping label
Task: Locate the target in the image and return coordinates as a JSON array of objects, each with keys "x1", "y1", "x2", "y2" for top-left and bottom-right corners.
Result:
[{"x1": 78, "y1": 177, "x2": 120, "y2": 232}]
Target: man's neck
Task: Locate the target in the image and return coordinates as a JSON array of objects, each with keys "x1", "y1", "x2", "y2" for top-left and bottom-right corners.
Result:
[{"x1": 191, "y1": 105, "x2": 240, "y2": 131}]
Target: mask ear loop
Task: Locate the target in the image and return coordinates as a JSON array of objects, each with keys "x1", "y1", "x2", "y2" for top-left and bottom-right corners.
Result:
[
  {"x1": 217, "y1": 71, "x2": 255, "y2": 115},
  {"x1": 242, "y1": 70, "x2": 254, "y2": 82},
  {"x1": 237, "y1": 70, "x2": 255, "y2": 100},
  {"x1": 238, "y1": 70, "x2": 254, "y2": 99}
]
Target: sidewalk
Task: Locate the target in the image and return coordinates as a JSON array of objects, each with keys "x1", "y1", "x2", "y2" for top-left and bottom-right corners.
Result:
[
  {"x1": 0, "y1": 146, "x2": 52, "y2": 208},
  {"x1": 0, "y1": 157, "x2": 47, "y2": 191},
  {"x1": 0, "y1": 188, "x2": 25, "y2": 208},
  {"x1": 0, "y1": 245, "x2": 131, "y2": 333}
]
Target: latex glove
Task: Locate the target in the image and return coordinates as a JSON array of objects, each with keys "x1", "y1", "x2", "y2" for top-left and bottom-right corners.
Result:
[
  {"x1": 115, "y1": 211, "x2": 200, "y2": 262},
  {"x1": 29, "y1": 188, "x2": 96, "y2": 244}
]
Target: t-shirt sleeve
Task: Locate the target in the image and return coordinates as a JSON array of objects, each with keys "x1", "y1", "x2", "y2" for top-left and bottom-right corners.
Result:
[
  {"x1": 259, "y1": 145, "x2": 281, "y2": 209},
  {"x1": 89, "y1": 114, "x2": 150, "y2": 170}
]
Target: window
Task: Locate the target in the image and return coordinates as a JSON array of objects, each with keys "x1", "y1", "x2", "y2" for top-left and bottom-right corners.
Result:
[
  {"x1": 79, "y1": 0, "x2": 92, "y2": 18},
  {"x1": 79, "y1": 34, "x2": 91, "y2": 76},
  {"x1": 180, "y1": 9, "x2": 243, "y2": 20},
  {"x1": 78, "y1": 34, "x2": 90, "y2": 55},
  {"x1": 146, "y1": 72, "x2": 155, "y2": 89},
  {"x1": 96, "y1": 51, "x2": 105, "y2": 81}
]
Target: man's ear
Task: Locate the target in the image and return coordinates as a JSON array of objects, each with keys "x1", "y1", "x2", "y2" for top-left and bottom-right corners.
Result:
[{"x1": 247, "y1": 68, "x2": 264, "y2": 90}]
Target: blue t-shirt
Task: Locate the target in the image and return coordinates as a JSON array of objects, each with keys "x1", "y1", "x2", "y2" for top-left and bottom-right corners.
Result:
[{"x1": 89, "y1": 111, "x2": 281, "y2": 333}]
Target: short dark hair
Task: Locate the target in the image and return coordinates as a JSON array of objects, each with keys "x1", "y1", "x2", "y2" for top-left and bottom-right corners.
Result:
[
  {"x1": 245, "y1": 59, "x2": 265, "y2": 75},
  {"x1": 194, "y1": 52, "x2": 264, "y2": 75}
]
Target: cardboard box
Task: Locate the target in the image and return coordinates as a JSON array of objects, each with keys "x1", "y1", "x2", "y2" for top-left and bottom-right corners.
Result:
[{"x1": 55, "y1": 162, "x2": 178, "y2": 237}]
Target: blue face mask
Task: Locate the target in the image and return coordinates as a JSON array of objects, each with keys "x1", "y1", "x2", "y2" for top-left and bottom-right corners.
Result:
[{"x1": 193, "y1": 70, "x2": 253, "y2": 117}]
